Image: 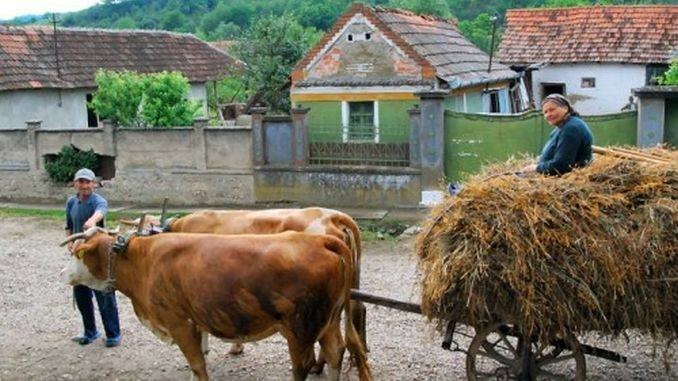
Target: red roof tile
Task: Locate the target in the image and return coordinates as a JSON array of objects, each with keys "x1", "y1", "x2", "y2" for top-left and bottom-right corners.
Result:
[
  {"x1": 293, "y1": 4, "x2": 516, "y2": 90},
  {"x1": 498, "y1": 5, "x2": 678, "y2": 65},
  {"x1": 0, "y1": 26, "x2": 239, "y2": 91}
]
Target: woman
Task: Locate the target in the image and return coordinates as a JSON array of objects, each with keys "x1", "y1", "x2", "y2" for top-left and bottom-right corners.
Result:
[{"x1": 522, "y1": 94, "x2": 593, "y2": 175}]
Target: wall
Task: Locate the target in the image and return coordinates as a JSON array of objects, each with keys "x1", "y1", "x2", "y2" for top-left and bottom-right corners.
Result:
[
  {"x1": 0, "y1": 122, "x2": 254, "y2": 206},
  {"x1": 0, "y1": 83, "x2": 210, "y2": 130},
  {"x1": 444, "y1": 110, "x2": 637, "y2": 181},
  {"x1": 0, "y1": 88, "x2": 91, "y2": 129},
  {"x1": 664, "y1": 98, "x2": 678, "y2": 148},
  {"x1": 532, "y1": 63, "x2": 645, "y2": 115}
]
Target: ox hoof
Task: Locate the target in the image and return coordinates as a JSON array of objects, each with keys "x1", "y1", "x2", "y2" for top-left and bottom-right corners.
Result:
[
  {"x1": 228, "y1": 343, "x2": 245, "y2": 355},
  {"x1": 309, "y1": 362, "x2": 325, "y2": 375}
]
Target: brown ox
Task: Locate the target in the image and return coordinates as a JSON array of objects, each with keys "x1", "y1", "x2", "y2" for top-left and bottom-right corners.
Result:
[
  {"x1": 60, "y1": 228, "x2": 371, "y2": 381},
  {"x1": 121, "y1": 208, "x2": 367, "y2": 359}
]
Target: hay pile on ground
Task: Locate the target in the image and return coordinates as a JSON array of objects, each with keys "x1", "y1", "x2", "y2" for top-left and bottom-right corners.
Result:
[{"x1": 416, "y1": 147, "x2": 677, "y2": 342}]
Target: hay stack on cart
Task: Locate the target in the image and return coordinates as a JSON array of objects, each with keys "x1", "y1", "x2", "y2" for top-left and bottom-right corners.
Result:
[{"x1": 416, "y1": 147, "x2": 677, "y2": 343}]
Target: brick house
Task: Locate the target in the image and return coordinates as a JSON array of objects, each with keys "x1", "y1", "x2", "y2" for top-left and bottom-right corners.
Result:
[
  {"x1": 290, "y1": 4, "x2": 520, "y2": 145},
  {"x1": 498, "y1": 5, "x2": 677, "y2": 115},
  {"x1": 0, "y1": 26, "x2": 238, "y2": 129}
]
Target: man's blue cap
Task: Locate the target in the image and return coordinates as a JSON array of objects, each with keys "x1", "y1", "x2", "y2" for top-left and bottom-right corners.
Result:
[{"x1": 73, "y1": 168, "x2": 95, "y2": 181}]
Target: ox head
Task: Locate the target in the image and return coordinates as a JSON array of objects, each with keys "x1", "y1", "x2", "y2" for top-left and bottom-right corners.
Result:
[
  {"x1": 119, "y1": 215, "x2": 163, "y2": 233},
  {"x1": 60, "y1": 226, "x2": 119, "y2": 291}
]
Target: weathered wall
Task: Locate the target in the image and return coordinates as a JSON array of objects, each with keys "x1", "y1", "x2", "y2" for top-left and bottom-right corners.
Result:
[
  {"x1": 0, "y1": 122, "x2": 255, "y2": 206},
  {"x1": 0, "y1": 89, "x2": 91, "y2": 129},
  {"x1": 254, "y1": 167, "x2": 420, "y2": 208},
  {"x1": 532, "y1": 63, "x2": 645, "y2": 115},
  {"x1": 0, "y1": 83, "x2": 209, "y2": 130}
]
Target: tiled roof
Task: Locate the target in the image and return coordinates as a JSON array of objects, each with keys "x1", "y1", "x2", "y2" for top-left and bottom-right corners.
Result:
[
  {"x1": 372, "y1": 7, "x2": 516, "y2": 88},
  {"x1": 293, "y1": 4, "x2": 516, "y2": 90},
  {"x1": 0, "y1": 26, "x2": 239, "y2": 91},
  {"x1": 498, "y1": 5, "x2": 678, "y2": 65}
]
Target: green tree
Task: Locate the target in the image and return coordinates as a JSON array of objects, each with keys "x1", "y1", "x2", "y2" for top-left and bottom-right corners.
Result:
[
  {"x1": 458, "y1": 13, "x2": 503, "y2": 54},
  {"x1": 89, "y1": 70, "x2": 145, "y2": 127},
  {"x1": 233, "y1": 14, "x2": 321, "y2": 113},
  {"x1": 389, "y1": 0, "x2": 452, "y2": 18},
  {"x1": 113, "y1": 16, "x2": 137, "y2": 29},
  {"x1": 657, "y1": 59, "x2": 678, "y2": 85},
  {"x1": 140, "y1": 71, "x2": 202, "y2": 127},
  {"x1": 45, "y1": 145, "x2": 100, "y2": 183}
]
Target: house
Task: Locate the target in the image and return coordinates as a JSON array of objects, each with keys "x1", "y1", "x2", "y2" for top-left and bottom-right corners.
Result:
[
  {"x1": 498, "y1": 5, "x2": 678, "y2": 115},
  {"x1": 0, "y1": 26, "x2": 239, "y2": 129},
  {"x1": 290, "y1": 4, "x2": 520, "y2": 144}
]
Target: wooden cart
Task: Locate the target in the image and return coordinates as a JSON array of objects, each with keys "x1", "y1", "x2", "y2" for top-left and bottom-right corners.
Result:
[{"x1": 351, "y1": 290, "x2": 627, "y2": 381}]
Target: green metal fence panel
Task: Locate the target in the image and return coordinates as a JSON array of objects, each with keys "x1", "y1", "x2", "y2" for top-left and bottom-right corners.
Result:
[
  {"x1": 444, "y1": 110, "x2": 638, "y2": 182},
  {"x1": 665, "y1": 99, "x2": 678, "y2": 148},
  {"x1": 585, "y1": 111, "x2": 637, "y2": 147}
]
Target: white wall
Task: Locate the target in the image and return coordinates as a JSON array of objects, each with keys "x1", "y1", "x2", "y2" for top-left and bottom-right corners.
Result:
[
  {"x1": 532, "y1": 63, "x2": 645, "y2": 115},
  {"x1": 0, "y1": 88, "x2": 91, "y2": 129},
  {"x1": 0, "y1": 83, "x2": 210, "y2": 129}
]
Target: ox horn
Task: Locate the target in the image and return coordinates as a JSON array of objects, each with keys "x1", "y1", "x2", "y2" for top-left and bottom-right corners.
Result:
[
  {"x1": 118, "y1": 218, "x2": 139, "y2": 226},
  {"x1": 60, "y1": 226, "x2": 108, "y2": 247}
]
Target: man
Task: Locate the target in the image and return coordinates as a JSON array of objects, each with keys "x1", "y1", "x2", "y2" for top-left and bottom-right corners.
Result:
[{"x1": 65, "y1": 168, "x2": 121, "y2": 347}]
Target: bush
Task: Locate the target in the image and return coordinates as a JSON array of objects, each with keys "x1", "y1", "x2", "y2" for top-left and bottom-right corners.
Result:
[
  {"x1": 45, "y1": 145, "x2": 100, "y2": 183},
  {"x1": 657, "y1": 59, "x2": 678, "y2": 85},
  {"x1": 89, "y1": 70, "x2": 201, "y2": 128}
]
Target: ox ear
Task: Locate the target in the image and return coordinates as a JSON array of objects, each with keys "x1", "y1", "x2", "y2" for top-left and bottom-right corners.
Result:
[{"x1": 71, "y1": 240, "x2": 97, "y2": 260}]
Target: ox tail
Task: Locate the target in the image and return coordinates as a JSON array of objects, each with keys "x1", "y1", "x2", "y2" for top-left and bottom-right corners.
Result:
[{"x1": 328, "y1": 235, "x2": 371, "y2": 381}]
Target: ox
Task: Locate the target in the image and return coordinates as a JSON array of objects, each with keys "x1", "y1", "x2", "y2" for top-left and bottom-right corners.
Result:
[
  {"x1": 121, "y1": 208, "x2": 368, "y2": 359},
  {"x1": 60, "y1": 227, "x2": 371, "y2": 381}
]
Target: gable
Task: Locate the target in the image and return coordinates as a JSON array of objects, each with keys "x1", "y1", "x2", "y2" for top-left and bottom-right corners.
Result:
[{"x1": 303, "y1": 13, "x2": 423, "y2": 87}]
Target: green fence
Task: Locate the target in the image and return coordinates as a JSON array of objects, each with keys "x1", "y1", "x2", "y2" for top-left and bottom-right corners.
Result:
[{"x1": 444, "y1": 110, "x2": 638, "y2": 181}]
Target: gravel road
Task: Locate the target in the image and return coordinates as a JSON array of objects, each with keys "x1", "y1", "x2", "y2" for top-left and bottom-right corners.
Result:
[{"x1": 0, "y1": 216, "x2": 674, "y2": 380}]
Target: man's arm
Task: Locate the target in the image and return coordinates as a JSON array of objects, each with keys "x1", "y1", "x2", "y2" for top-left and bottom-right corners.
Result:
[{"x1": 84, "y1": 194, "x2": 108, "y2": 229}]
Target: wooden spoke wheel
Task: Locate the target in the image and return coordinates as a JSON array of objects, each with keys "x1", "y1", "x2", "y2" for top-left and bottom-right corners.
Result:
[{"x1": 466, "y1": 323, "x2": 586, "y2": 381}]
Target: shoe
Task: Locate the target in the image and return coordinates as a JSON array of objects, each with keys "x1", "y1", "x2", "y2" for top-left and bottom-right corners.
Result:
[
  {"x1": 104, "y1": 335, "x2": 121, "y2": 347},
  {"x1": 72, "y1": 331, "x2": 101, "y2": 345}
]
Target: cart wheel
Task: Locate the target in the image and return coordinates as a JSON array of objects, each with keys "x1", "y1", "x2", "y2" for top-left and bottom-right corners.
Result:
[{"x1": 466, "y1": 323, "x2": 586, "y2": 381}]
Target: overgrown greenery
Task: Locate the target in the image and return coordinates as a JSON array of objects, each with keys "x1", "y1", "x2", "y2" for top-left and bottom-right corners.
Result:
[
  {"x1": 44, "y1": 145, "x2": 100, "y2": 183},
  {"x1": 90, "y1": 70, "x2": 201, "y2": 127},
  {"x1": 232, "y1": 14, "x2": 322, "y2": 113},
  {"x1": 657, "y1": 59, "x2": 678, "y2": 85}
]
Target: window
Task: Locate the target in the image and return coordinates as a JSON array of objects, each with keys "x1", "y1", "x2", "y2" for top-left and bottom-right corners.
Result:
[
  {"x1": 646, "y1": 64, "x2": 669, "y2": 85},
  {"x1": 86, "y1": 93, "x2": 98, "y2": 128},
  {"x1": 365, "y1": 33, "x2": 371, "y2": 40},
  {"x1": 347, "y1": 34, "x2": 353, "y2": 42},
  {"x1": 348, "y1": 101, "x2": 374, "y2": 141},
  {"x1": 581, "y1": 77, "x2": 596, "y2": 88},
  {"x1": 542, "y1": 83, "x2": 565, "y2": 98}
]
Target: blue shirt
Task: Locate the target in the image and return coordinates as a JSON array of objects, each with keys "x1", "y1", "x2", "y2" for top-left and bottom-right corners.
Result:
[
  {"x1": 65, "y1": 193, "x2": 108, "y2": 233},
  {"x1": 537, "y1": 115, "x2": 593, "y2": 176}
]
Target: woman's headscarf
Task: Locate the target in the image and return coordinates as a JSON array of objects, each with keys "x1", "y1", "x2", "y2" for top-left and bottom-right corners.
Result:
[{"x1": 541, "y1": 94, "x2": 580, "y2": 117}]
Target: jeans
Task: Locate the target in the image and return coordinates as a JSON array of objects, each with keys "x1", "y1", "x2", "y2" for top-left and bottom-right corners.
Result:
[{"x1": 73, "y1": 285, "x2": 121, "y2": 339}]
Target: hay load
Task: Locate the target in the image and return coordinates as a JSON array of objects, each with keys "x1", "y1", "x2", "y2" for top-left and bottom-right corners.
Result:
[{"x1": 416, "y1": 147, "x2": 677, "y2": 343}]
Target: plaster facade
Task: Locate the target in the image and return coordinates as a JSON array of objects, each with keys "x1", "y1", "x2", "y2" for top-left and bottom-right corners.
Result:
[{"x1": 531, "y1": 63, "x2": 646, "y2": 115}]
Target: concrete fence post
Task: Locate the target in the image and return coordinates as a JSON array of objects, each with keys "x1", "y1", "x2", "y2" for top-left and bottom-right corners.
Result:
[
  {"x1": 26, "y1": 120, "x2": 41, "y2": 171},
  {"x1": 250, "y1": 107, "x2": 268, "y2": 166},
  {"x1": 101, "y1": 120, "x2": 117, "y2": 157},
  {"x1": 408, "y1": 105, "x2": 421, "y2": 168},
  {"x1": 633, "y1": 91, "x2": 665, "y2": 148},
  {"x1": 415, "y1": 90, "x2": 448, "y2": 206},
  {"x1": 291, "y1": 107, "x2": 310, "y2": 167},
  {"x1": 193, "y1": 117, "x2": 209, "y2": 171}
]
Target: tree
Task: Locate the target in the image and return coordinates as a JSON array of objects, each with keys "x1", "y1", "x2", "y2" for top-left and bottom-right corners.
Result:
[
  {"x1": 140, "y1": 72, "x2": 202, "y2": 127},
  {"x1": 657, "y1": 59, "x2": 678, "y2": 85},
  {"x1": 389, "y1": 0, "x2": 452, "y2": 18},
  {"x1": 90, "y1": 70, "x2": 201, "y2": 128},
  {"x1": 458, "y1": 13, "x2": 503, "y2": 54},
  {"x1": 233, "y1": 14, "x2": 321, "y2": 113}
]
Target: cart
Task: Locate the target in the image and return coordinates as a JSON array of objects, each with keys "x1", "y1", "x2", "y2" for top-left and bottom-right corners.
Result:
[{"x1": 351, "y1": 289, "x2": 627, "y2": 381}]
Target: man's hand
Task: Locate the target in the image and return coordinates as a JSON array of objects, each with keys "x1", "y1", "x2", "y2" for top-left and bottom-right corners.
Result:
[{"x1": 521, "y1": 164, "x2": 538, "y2": 173}]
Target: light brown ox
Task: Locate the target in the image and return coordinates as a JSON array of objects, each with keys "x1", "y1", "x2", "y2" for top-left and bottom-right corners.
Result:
[
  {"x1": 60, "y1": 228, "x2": 371, "y2": 381},
  {"x1": 121, "y1": 207, "x2": 368, "y2": 359}
]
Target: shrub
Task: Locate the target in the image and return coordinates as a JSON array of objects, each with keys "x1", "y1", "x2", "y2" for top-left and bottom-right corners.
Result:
[
  {"x1": 657, "y1": 59, "x2": 678, "y2": 85},
  {"x1": 45, "y1": 145, "x2": 100, "y2": 183}
]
